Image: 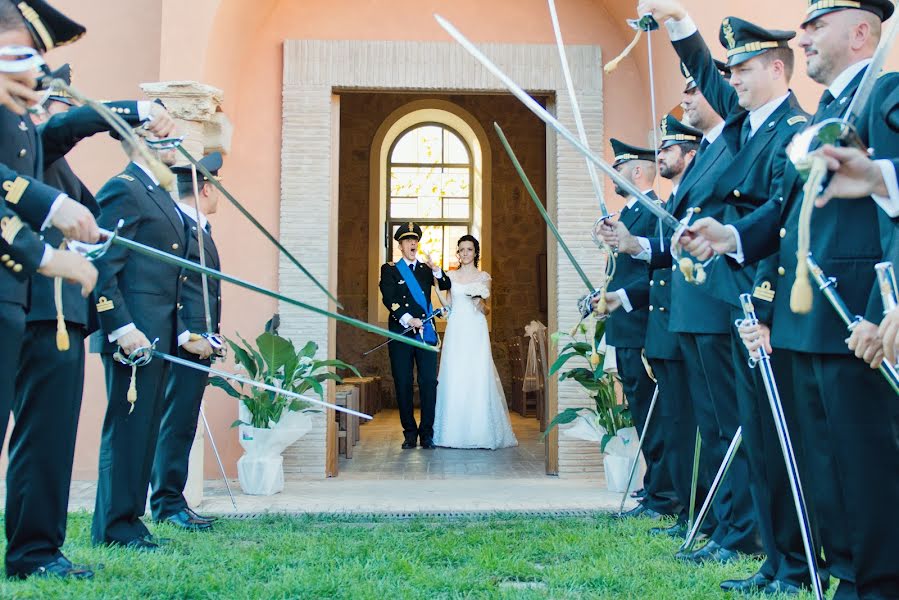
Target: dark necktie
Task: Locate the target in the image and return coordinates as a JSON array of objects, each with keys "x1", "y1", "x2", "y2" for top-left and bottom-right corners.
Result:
[
  {"x1": 739, "y1": 117, "x2": 752, "y2": 148},
  {"x1": 699, "y1": 138, "x2": 710, "y2": 153},
  {"x1": 818, "y1": 89, "x2": 835, "y2": 113}
]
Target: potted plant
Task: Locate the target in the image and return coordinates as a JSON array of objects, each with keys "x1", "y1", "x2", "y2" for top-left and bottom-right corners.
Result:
[
  {"x1": 209, "y1": 331, "x2": 359, "y2": 495},
  {"x1": 544, "y1": 318, "x2": 642, "y2": 493}
]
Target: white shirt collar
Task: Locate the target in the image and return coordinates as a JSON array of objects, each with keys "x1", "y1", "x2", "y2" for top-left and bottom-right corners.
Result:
[
  {"x1": 133, "y1": 161, "x2": 159, "y2": 186},
  {"x1": 703, "y1": 121, "x2": 725, "y2": 145},
  {"x1": 748, "y1": 92, "x2": 790, "y2": 136},
  {"x1": 626, "y1": 189, "x2": 654, "y2": 209},
  {"x1": 829, "y1": 58, "x2": 871, "y2": 100},
  {"x1": 177, "y1": 202, "x2": 208, "y2": 230},
  {"x1": 670, "y1": 184, "x2": 679, "y2": 198}
]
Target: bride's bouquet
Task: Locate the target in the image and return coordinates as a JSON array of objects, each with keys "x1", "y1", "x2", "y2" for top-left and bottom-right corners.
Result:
[{"x1": 464, "y1": 282, "x2": 490, "y2": 299}]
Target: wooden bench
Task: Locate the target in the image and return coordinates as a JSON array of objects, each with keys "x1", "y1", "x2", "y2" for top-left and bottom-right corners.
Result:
[
  {"x1": 340, "y1": 376, "x2": 382, "y2": 419},
  {"x1": 335, "y1": 385, "x2": 361, "y2": 458}
]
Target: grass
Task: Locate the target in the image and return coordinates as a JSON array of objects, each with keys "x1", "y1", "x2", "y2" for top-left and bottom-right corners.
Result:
[{"x1": 0, "y1": 512, "x2": 822, "y2": 599}]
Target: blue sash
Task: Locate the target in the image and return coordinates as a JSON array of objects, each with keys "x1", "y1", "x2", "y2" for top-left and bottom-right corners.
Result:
[{"x1": 395, "y1": 260, "x2": 438, "y2": 346}]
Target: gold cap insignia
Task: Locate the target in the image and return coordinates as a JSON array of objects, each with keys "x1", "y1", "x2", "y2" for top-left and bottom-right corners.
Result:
[
  {"x1": 753, "y1": 281, "x2": 775, "y2": 302},
  {"x1": 660, "y1": 117, "x2": 668, "y2": 136},
  {"x1": 722, "y1": 18, "x2": 736, "y2": 50},
  {"x1": 1, "y1": 215, "x2": 24, "y2": 245},
  {"x1": 3, "y1": 177, "x2": 29, "y2": 205},
  {"x1": 96, "y1": 296, "x2": 114, "y2": 312},
  {"x1": 391, "y1": 303, "x2": 400, "y2": 311}
]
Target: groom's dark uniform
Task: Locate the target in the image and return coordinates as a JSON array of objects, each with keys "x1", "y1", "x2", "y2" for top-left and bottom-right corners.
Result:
[{"x1": 379, "y1": 222, "x2": 451, "y2": 448}]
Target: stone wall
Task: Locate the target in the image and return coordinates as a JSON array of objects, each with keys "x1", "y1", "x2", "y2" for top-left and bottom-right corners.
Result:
[{"x1": 336, "y1": 92, "x2": 548, "y2": 403}]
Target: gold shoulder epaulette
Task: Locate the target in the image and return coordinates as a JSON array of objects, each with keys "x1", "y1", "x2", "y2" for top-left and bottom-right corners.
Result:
[
  {"x1": 117, "y1": 174, "x2": 135, "y2": 182},
  {"x1": 391, "y1": 303, "x2": 400, "y2": 311},
  {"x1": 787, "y1": 116, "x2": 808, "y2": 126},
  {"x1": 96, "y1": 296, "x2": 114, "y2": 312},
  {"x1": 753, "y1": 281, "x2": 775, "y2": 303},
  {"x1": 1, "y1": 215, "x2": 24, "y2": 245},
  {"x1": 2, "y1": 177, "x2": 28, "y2": 205}
]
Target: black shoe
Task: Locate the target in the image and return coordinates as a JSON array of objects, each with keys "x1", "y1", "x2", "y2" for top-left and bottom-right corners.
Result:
[
  {"x1": 186, "y1": 507, "x2": 218, "y2": 523},
  {"x1": 720, "y1": 571, "x2": 770, "y2": 592},
  {"x1": 698, "y1": 544, "x2": 740, "y2": 565},
  {"x1": 630, "y1": 488, "x2": 645, "y2": 499},
  {"x1": 615, "y1": 504, "x2": 662, "y2": 520},
  {"x1": 164, "y1": 509, "x2": 213, "y2": 531},
  {"x1": 420, "y1": 438, "x2": 435, "y2": 449},
  {"x1": 676, "y1": 540, "x2": 722, "y2": 563},
  {"x1": 20, "y1": 556, "x2": 94, "y2": 580},
  {"x1": 123, "y1": 537, "x2": 160, "y2": 551},
  {"x1": 763, "y1": 580, "x2": 802, "y2": 596},
  {"x1": 649, "y1": 522, "x2": 687, "y2": 538},
  {"x1": 401, "y1": 439, "x2": 417, "y2": 449}
]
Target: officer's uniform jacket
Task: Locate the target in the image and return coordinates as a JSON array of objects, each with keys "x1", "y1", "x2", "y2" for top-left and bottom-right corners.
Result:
[
  {"x1": 732, "y1": 67, "x2": 899, "y2": 354},
  {"x1": 673, "y1": 29, "x2": 810, "y2": 322},
  {"x1": 647, "y1": 133, "x2": 734, "y2": 335},
  {"x1": 605, "y1": 192, "x2": 658, "y2": 349},
  {"x1": 26, "y1": 102, "x2": 142, "y2": 330},
  {"x1": 178, "y1": 211, "x2": 221, "y2": 334},
  {"x1": 627, "y1": 203, "x2": 681, "y2": 361},
  {"x1": 379, "y1": 260, "x2": 451, "y2": 336},
  {"x1": 89, "y1": 162, "x2": 188, "y2": 354}
]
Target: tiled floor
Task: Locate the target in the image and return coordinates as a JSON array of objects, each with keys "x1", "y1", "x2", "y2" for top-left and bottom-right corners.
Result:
[{"x1": 337, "y1": 409, "x2": 546, "y2": 480}]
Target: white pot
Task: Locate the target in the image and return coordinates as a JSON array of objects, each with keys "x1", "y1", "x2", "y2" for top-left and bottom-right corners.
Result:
[
  {"x1": 603, "y1": 453, "x2": 645, "y2": 494},
  {"x1": 236, "y1": 410, "x2": 313, "y2": 496}
]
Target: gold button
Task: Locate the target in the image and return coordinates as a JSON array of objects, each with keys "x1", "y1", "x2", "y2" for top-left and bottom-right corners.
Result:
[
  {"x1": 182, "y1": 276, "x2": 188, "y2": 282},
  {"x1": 672, "y1": 265, "x2": 677, "y2": 271},
  {"x1": 692, "y1": 207, "x2": 701, "y2": 214},
  {"x1": 613, "y1": 252, "x2": 619, "y2": 258},
  {"x1": 0, "y1": 255, "x2": 8, "y2": 261},
  {"x1": 649, "y1": 280, "x2": 654, "y2": 287},
  {"x1": 733, "y1": 190, "x2": 741, "y2": 198},
  {"x1": 177, "y1": 303, "x2": 183, "y2": 310},
  {"x1": 779, "y1": 228, "x2": 786, "y2": 238},
  {"x1": 778, "y1": 267, "x2": 786, "y2": 276},
  {"x1": 12, "y1": 264, "x2": 22, "y2": 273},
  {"x1": 659, "y1": 280, "x2": 666, "y2": 287},
  {"x1": 171, "y1": 243, "x2": 179, "y2": 250},
  {"x1": 649, "y1": 305, "x2": 654, "y2": 311},
  {"x1": 659, "y1": 306, "x2": 666, "y2": 312},
  {"x1": 18, "y1": 149, "x2": 26, "y2": 158},
  {"x1": 5, "y1": 259, "x2": 14, "y2": 267}
]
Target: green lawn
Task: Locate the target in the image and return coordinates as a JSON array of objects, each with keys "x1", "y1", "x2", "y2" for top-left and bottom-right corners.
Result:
[{"x1": 0, "y1": 512, "x2": 822, "y2": 599}]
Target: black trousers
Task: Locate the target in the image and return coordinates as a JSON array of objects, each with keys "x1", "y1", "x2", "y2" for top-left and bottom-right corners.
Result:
[
  {"x1": 617, "y1": 347, "x2": 676, "y2": 515},
  {"x1": 4, "y1": 320, "x2": 75, "y2": 578},
  {"x1": 91, "y1": 354, "x2": 171, "y2": 545},
  {"x1": 730, "y1": 317, "x2": 818, "y2": 586},
  {"x1": 679, "y1": 333, "x2": 760, "y2": 552},
  {"x1": 150, "y1": 352, "x2": 208, "y2": 520},
  {"x1": 649, "y1": 358, "x2": 695, "y2": 522},
  {"x1": 0, "y1": 303, "x2": 26, "y2": 445},
  {"x1": 789, "y1": 351, "x2": 899, "y2": 598},
  {"x1": 388, "y1": 338, "x2": 438, "y2": 442}
]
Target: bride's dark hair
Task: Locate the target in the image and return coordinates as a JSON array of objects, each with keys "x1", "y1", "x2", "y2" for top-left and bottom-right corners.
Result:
[{"x1": 457, "y1": 234, "x2": 480, "y2": 268}]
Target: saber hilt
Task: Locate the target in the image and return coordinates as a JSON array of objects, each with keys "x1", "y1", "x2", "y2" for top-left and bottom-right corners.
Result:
[
  {"x1": 876, "y1": 261, "x2": 899, "y2": 314},
  {"x1": 362, "y1": 307, "x2": 449, "y2": 356}
]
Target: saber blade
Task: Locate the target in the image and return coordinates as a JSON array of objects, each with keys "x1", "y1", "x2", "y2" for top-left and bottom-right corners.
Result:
[
  {"x1": 176, "y1": 145, "x2": 342, "y2": 309},
  {"x1": 618, "y1": 385, "x2": 659, "y2": 515},
  {"x1": 74, "y1": 227, "x2": 436, "y2": 353},
  {"x1": 435, "y1": 14, "x2": 681, "y2": 232},
  {"x1": 495, "y1": 123, "x2": 595, "y2": 293},
  {"x1": 155, "y1": 349, "x2": 372, "y2": 420}
]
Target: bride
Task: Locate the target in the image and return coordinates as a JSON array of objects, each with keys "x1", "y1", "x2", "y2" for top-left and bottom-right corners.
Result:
[{"x1": 433, "y1": 235, "x2": 518, "y2": 449}]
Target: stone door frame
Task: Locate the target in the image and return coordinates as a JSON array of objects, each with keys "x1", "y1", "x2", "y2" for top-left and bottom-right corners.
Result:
[{"x1": 280, "y1": 39, "x2": 605, "y2": 479}]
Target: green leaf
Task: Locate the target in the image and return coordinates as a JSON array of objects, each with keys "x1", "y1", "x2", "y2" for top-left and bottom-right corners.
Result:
[
  {"x1": 227, "y1": 337, "x2": 257, "y2": 378},
  {"x1": 256, "y1": 331, "x2": 295, "y2": 374},
  {"x1": 298, "y1": 340, "x2": 317, "y2": 359},
  {"x1": 600, "y1": 433, "x2": 615, "y2": 453},
  {"x1": 208, "y1": 376, "x2": 242, "y2": 399},
  {"x1": 549, "y1": 352, "x2": 579, "y2": 376},
  {"x1": 312, "y1": 359, "x2": 361, "y2": 377},
  {"x1": 560, "y1": 341, "x2": 592, "y2": 355},
  {"x1": 230, "y1": 419, "x2": 248, "y2": 428},
  {"x1": 542, "y1": 408, "x2": 584, "y2": 439}
]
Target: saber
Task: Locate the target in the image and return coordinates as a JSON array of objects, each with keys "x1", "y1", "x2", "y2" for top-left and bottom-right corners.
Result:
[
  {"x1": 495, "y1": 122, "x2": 608, "y2": 320},
  {"x1": 118, "y1": 344, "x2": 372, "y2": 420},
  {"x1": 69, "y1": 224, "x2": 436, "y2": 353},
  {"x1": 876, "y1": 261, "x2": 899, "y2": 314},
  {"x1": 807, "y1": 255, "x2": 899, "y2": 395},
  {"x1": 436, "y1": 14, "x2": 682, "y2": 234},
  {"x1": 362, "y1": 307, "x2": 448, "y2": 356},
  {"x1": 175, "y1": 145, "x2": 342, "y2": 309},
  {"x1": 617, "y1": 385, "x2": 659, "y2": 516},
  {"x1": 737, "y1": 294, "x2": 824, "y2": 600},
  {"x1": 681, "y1": 426, "x2": 742, "y2": 553},
  {"x1": 687, "y1": 427, "x2": 702, "y2": 533},
  {"x1": 546, "y1": 0, "x2": 608, "y2": 217},
  {"x1": 199, "y1": 406, "x2": 237, "y2": 511}
]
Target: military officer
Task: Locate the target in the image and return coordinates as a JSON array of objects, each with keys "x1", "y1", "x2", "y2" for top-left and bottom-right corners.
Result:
[
  {"x1": 681, "y1": 1, "x2": 899, "y2": 595},
  {"x1": 598, "y1": 138, "x2": 676, "y2": 520},
  {"x1": 379, "y1": 222, "x2": 451, "y2": 449},
  {"x1": 639, "y1": 3, "x2": 818, "y2": 592},
  {"x1": 599, "y1": 116, "x2": 701, "y2": 533},
  {"x1": 150, "y1": 152, "x2": 224, "y2": 532},
  {"x1": 88, "y1": 135, "x2": 212, "y2": 550}
]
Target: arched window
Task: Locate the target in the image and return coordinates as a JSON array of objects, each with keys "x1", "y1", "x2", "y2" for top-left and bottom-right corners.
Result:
[{"x1": 386, "y1": 123, "x2": 473, "y2": 270}]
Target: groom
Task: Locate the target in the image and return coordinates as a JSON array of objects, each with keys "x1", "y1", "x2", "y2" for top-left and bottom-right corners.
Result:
[{"x1": 379, "y1": 222, "x2": 451, "y2": 449}]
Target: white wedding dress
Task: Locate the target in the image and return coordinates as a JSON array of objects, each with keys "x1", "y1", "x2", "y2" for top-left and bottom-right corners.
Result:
[{"x1": 433, "y1": 271, "x2": 518, "y2": 449}]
